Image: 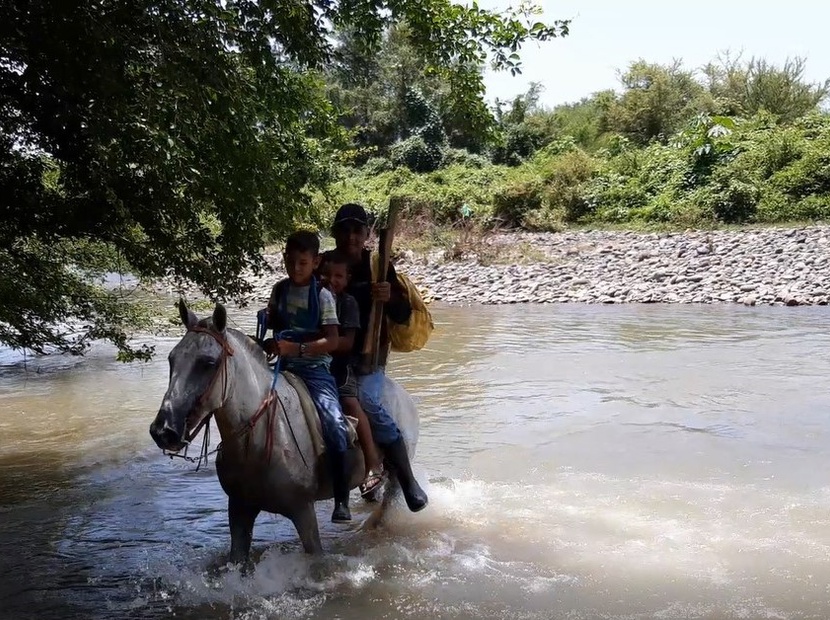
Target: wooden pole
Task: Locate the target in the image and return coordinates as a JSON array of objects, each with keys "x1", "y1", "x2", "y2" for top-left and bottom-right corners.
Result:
[{"x1": 362, "y1": 198, "x2": 401, "y2": 371}]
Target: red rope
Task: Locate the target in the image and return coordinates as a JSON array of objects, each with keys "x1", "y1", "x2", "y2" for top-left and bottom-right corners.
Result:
[{"x1": 240, "y1": 390, "x2": 278, "y2": 464}]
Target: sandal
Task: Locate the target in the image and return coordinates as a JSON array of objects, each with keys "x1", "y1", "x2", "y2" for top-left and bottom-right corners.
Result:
[{"x1": 359, "y1": 465, "x2": 387, "y2": 498}]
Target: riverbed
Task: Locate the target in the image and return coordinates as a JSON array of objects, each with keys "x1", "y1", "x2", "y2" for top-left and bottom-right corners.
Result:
[{"x1": 2, "y1": 304, "x2": 830, "y2": 619}]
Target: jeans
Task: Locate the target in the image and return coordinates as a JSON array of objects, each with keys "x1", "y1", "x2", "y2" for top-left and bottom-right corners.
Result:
[
  {"x1": 357, "y1": 367, "x2": 402, "y2": 445},
  {"x1": 286, "y1": 363, "x2": 349, "y2": 454}
]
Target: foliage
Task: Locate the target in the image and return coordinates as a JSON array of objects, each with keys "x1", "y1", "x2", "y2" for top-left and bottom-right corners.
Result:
[
  {"x1": 1, "y1": 0, "x2": 568, "y2": 357},
  {"x1": 323, "y1": 109, "x2": 830, "y2": 231},
  {"x1": 327, "y1": 8, "x2": 569, "y2": 155},
  {"x1": 319, "y1": 53, "x2": 830, "y2": 234},
  {"x1": 604, "y1": 60, "x2": 711, "y2": 145},
  {"x1": 703, "y1": 53, "x2": 830, "y2": 122},
  {"x1": 390, "y1": 136, "x2": 444, "y2": 173}
]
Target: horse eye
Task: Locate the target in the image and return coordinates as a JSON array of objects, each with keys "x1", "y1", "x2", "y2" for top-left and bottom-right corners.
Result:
[{"x1": 198, "y1": 357, "x2": 217, "y2": 368}]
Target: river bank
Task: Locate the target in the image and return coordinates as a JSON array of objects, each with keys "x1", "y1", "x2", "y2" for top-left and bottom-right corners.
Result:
[
  {"x1": 395, "y1": 225, "x2": 830, "y2": 306},
  {"x1": 154, "y1": 225, "x2": 830, "y2": 308}
]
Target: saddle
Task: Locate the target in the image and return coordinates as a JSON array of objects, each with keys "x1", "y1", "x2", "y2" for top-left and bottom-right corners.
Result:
[{"x1": 280, "y1": 370, "x2": 358, "y2": 457}]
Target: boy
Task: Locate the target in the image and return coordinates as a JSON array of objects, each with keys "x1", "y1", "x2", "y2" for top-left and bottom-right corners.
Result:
[
  {"x1": 264, "y1": 230, "x2": 352, "y2": 523},
  {"x1": 320, "y1": 250, "x2": 387, "y2": 498}
]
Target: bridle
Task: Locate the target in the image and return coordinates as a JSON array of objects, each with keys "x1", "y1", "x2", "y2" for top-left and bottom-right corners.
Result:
[
  {"x1": 162, "y1": 324, "x2": 307, "y2": 470},
  {"x1": 162, "y1": 325, "x2": 234, "y2": 468}
]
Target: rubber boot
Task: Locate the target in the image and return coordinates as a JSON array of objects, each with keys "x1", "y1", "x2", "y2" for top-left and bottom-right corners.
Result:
[
  {"x1": 382, "y1": 437, "x2": 428, "y2": 512},
  {"x1": 329, "y1": 450, "x2": 352, "y2": 524}
]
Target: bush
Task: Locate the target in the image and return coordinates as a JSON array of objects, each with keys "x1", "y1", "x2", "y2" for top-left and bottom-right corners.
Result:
[
  {"x1": 491, "y1": 123, "x2": 549, "y2": 166},
  {"x1": 390, "y1": 136, "x2": 443, "y2": 173},
  {"x1": 491, "y1": 180, "x2": 544, "y2": 227},
  {"x1": 533, "y1": 148, "x2": 596, "y2": 222},
  {"x1": 442, "y1": 148, "x2": 489, "y2": 168},
  {"x1": 362, "y1": 156, "x2": 393, "y2": 175},
  {"x1": 706, "y1": 176, "x2": 760, "y2": 223}
]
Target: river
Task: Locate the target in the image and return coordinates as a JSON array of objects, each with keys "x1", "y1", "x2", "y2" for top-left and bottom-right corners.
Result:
[{"x1": 1, "y1": 304, "x2": 830, "y2": 620}]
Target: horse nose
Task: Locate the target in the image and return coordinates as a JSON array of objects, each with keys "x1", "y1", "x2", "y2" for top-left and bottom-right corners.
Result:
[{"x1": 150, "y1": 406, "x2": 182, "y2": 449}]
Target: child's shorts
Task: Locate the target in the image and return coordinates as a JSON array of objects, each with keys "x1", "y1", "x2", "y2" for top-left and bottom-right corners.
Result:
[{"x1": 333, "y1": 364, "x2": 358, "y2": 399}]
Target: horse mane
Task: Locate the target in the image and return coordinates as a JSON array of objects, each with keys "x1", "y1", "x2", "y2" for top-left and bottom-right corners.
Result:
[
  {"x1": 188, "y1": 315, "x2": 271, "y2": 371},
  {"x1": 226, "y1": 327, "x2": 271, "y2": 370}
]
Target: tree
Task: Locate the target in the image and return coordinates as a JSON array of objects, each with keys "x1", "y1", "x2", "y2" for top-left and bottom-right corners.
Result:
[
  {"x1": 1, "y1": 0, "x2": 569, "y2": 359},
  {"x1": 327, "y1": 22, "x2": 498, "y2": 155},
  {"x1": 491, "y1": 82, "x2": 550, "y2": 164},
  {"x1": 702, "y1": 53, "x2": 830, "y2": 123},
  {"x1": 543, "y1": 90, "x2": 617, "y2": 150},
  {"x1": 606, "y1": 60, "x2": 711, "y2": 145}
]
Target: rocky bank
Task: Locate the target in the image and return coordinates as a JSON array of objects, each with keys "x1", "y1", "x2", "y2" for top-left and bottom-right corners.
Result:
[
  {"x1": 156, "y1": 226, "x2": 830, "y2": 307},
  {"x1": 396, "y1": 226, "x2": 830, "y2": 306}
]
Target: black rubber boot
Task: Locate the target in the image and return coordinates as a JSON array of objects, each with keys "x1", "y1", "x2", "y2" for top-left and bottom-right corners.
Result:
[
  {"x1": 330, "y1": 450, "x2": 352, "y2": 524},
  {"x1": 382, "y1": 437, "x2": 428, "y2": 512}
]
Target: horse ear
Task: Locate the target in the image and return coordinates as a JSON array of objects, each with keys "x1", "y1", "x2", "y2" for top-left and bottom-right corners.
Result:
[
  {"x1": 178, "y1": 298, "x2": 198, "y2": 329},
  {"x1": 212, "y1": 304, "x2": 227, "y2": 333}
]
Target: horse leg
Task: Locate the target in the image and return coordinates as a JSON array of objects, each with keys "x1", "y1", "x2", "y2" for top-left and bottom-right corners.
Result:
[
  {"x1": 290, "y1": 502, "x2": 323, "y2": 555},
  {"x1": 228, "y1": 496, "x2": 260, "y2": 565}
]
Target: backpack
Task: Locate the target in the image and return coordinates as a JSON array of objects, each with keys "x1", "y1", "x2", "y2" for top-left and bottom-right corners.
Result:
[{"x1": 371, "y1": 253, "x2": 434, "y2": 353}]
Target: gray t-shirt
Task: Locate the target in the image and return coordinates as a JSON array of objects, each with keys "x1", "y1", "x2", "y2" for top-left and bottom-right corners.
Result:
[
  {"x1": 331, "y1": 292, "x2": 360, "y2": 376},
  {"x1": 336, "y1": 292, "x2": 360, "y2": 333}
]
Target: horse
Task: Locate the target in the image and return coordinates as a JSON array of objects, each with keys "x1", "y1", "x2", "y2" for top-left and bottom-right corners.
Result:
[{"x1": 149, "y1": 300, "x2": 421, "y2": 562}]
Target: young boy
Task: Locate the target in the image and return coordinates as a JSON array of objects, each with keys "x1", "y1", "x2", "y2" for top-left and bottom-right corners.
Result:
[
  {"x1": 264, "y1": 230, "x2": 352, "y2": 523},
  {"x1": 320, "y1": 251, "x2": 387, "y2": 498}
]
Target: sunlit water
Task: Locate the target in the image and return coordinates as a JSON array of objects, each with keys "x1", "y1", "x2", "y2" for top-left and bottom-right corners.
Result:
[{"x1": 2, "y1": 304, "x2": 830, "y2": 619}]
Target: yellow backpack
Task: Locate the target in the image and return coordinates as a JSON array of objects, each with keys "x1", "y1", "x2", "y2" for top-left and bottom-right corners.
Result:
[{"x1": 371, "y1": 253, "x2": 434, "y2": 352}]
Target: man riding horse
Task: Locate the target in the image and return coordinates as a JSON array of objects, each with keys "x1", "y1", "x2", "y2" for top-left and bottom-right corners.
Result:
[{"x1": 319, "y1": 203, "x2": 428, "y2": 513}]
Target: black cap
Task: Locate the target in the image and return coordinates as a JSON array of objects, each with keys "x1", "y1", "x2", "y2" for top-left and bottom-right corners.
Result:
[{"x1": 332, "y1": 203, "x2": 369, "y2": 228}]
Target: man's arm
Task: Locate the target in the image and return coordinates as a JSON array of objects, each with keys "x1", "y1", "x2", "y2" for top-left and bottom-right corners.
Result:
[{"x1": 384, "y1": 261, "x2": 412, "y2": 325}]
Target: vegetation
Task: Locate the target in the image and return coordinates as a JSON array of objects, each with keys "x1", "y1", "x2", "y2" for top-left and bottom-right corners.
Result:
[
  {"x1": 320, "y1": 50, "x2": 830, "y2": 237},
  {"x1": 0, "y1": 0, "x2": 567, "y2": 357}
]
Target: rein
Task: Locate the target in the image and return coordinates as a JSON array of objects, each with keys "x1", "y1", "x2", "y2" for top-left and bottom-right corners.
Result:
[{"x1": 164, "y1": 325, "x2": 307, "y2": 471}]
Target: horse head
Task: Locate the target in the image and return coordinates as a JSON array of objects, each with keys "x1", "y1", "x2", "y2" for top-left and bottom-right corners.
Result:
[{"x1": 150, "y1": 299, "x2": 233, "y2": 452}]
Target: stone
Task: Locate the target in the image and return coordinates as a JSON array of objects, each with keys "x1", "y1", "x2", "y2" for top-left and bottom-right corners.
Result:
[{"x1": 201, "y1": 226, "x2": 826, "y2": 310}]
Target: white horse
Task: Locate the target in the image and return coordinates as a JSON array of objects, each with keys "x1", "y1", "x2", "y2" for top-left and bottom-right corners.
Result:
[{"x1": 149, "y1": 301, "x2": 422, "y2": 562}]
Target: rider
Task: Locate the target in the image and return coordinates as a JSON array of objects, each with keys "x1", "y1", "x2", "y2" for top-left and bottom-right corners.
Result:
[
  {"x1": 264, "y1": 230, "x2": 353, "y2": 524},
  {"x1": 319, "y1": 250, "x2": 387, "y2": 498},
  {"x1": 320, "y1": 203, "x2": 429, "y2": 513}
]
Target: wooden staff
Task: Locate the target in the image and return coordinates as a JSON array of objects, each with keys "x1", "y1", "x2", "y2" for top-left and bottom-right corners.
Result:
[{"x1": 362, "y1": 198, "x2": 401, "y2": 371}]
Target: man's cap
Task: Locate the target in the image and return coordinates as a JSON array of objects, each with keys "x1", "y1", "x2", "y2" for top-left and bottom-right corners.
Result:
[{"x1": 333, "y1": 203, "x2": 369, "y2": 228}]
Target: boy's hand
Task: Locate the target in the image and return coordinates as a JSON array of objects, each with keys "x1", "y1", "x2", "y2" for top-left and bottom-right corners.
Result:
[
  {"x1": 276, "y1": 340, "x2": 301, "y2": 357},
  {"x1": 372, "y1": 281, "x2": 391, "y2": 303},
  {"x1": 263, "y1": 338, "x2": 278, "y2": 360}
]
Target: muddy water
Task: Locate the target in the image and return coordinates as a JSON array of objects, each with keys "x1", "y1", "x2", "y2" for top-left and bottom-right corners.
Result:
[{"x1": 2, "y1": 305, "x2": 830, "y2": 619}]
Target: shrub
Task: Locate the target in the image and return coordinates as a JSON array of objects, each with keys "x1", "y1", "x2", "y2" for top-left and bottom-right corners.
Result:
[
  {"x1": 442, "y1": 148, "x2": 489, "y2": 169},
  {"x1": 390, "y1": 136, "x2": 443, "y2": 173},
  {"x1": 491, "y1": 180, "x2": 543, "y2": 227},
  {"x1": 318, "y1": 109, "x2": 830, "y2": 231},
  {"x1": 362, "y1": 156, "x2": 393, "y2": 175}
]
